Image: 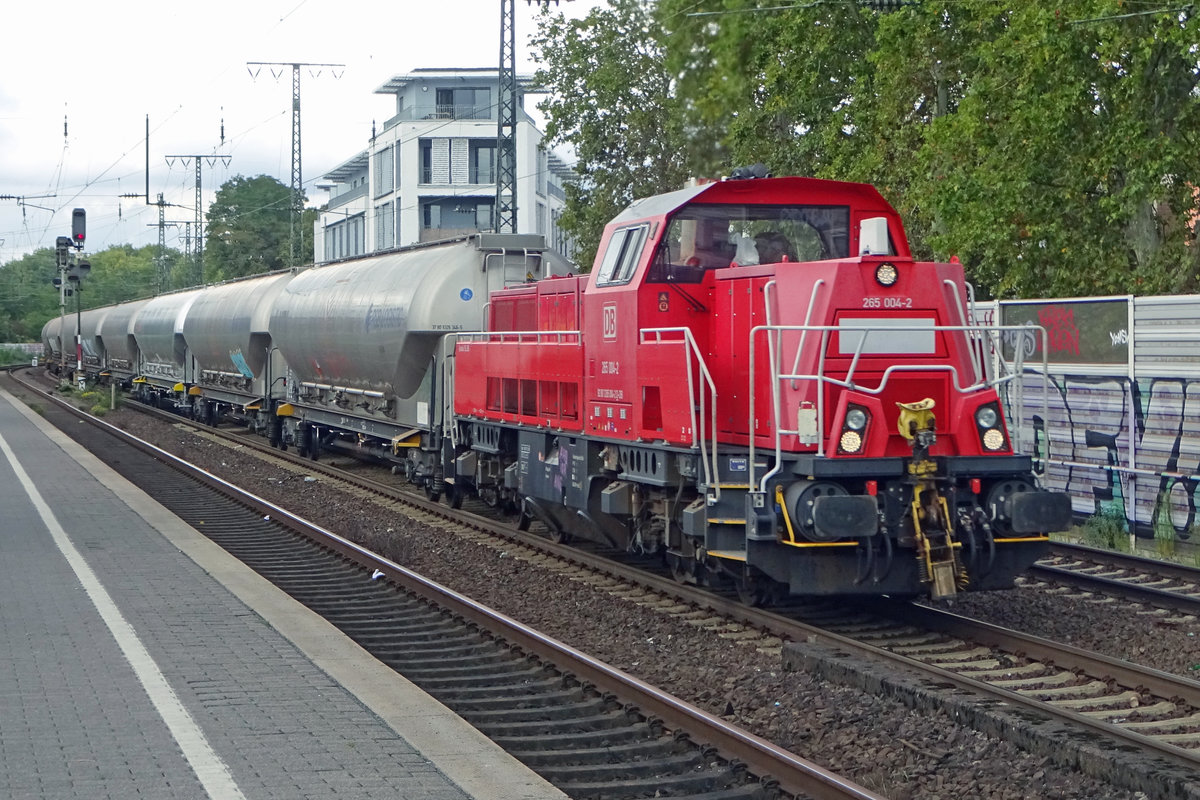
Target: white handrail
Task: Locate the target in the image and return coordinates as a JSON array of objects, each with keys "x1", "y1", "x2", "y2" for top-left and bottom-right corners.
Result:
[
  {"x1": 441, "y1": 333, "x2": 460, "y2": 445},
  {"x1": 639, "y1": 326, "x2": 719, "y2": 499},
  {"x1": 748, "y1": 321, "x2": 1051, "y2": 493}
]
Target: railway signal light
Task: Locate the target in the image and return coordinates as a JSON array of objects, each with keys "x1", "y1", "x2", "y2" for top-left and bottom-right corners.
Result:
[
  {"x1": 55, "y1": 235, "x2": 71, "y2": 267},
  {"x1": 72, "y1": 208, "x2": 86, "y2": 247}
]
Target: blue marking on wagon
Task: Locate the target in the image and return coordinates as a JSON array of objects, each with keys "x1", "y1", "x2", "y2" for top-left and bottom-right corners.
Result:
[
  {"x1": 229, "y1": 349, "x2": 254, "y2": 378},
  {"x1": 460, "y1": 288, "x2": 474, "y2": 301},
  {"x1": 364, "y1": 305, "x2": 404, "y2": 331}
]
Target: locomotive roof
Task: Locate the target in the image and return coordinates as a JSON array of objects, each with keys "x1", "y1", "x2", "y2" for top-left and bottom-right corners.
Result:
[{"x1": 612, "y1": 176, "x2": 898, "y2": 225}]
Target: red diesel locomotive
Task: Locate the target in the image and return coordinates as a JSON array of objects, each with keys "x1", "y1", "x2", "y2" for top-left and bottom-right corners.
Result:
[{"x1": 450, "y1": 174, "x2": 1071, "y2": 602}]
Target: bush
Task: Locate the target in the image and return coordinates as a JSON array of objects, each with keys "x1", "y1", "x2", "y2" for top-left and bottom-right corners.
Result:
[
  {"x1": 1080, "y1": 506, "x2": 1130, "y2": 552},
  {"x1": 91, "y1": 405, "x2": 107, "y2": 417},
  {"x1": 0, "y1": 346, "x2": 31, "y2": 367}
]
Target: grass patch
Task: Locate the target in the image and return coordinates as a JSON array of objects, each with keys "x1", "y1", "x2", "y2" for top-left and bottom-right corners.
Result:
[{"x1": 1078, "y1": 506, "x2": 1131, "y2": 552}]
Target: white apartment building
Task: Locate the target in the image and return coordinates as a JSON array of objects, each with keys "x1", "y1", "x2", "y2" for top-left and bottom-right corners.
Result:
[{"x1": 314, "y1": 67, "x2": 574, "y2": 264}]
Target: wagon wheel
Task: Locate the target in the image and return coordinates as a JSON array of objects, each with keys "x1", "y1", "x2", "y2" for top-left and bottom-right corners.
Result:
[
  {"x1": 667, "y1": 553, "x2": 693, "y2": 584},
  {"x1": 445, "y1": 483, "x2": 464, "y2": 510}
]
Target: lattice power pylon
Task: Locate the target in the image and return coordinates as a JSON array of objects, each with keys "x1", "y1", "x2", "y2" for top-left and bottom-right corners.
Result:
[
  {"x1": 248, "y1": 61, "x2": 344, "y2": 266},
  {"x1": 497, "y1": 1, "x2": 560, "y2": 234},
  {"x1": 164, "y1": 154, "x2": 231, "y2": 286},
  {"x1": 496, "y1": 0, "x2": 519, "y2": 233}
]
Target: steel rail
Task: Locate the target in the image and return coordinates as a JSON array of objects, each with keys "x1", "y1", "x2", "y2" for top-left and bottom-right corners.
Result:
[
  {"x1": 1030, "y1": 563, "x2": 1200, "y2": 615},
  {"x1": 9, "y1": 370, "x2": 884, "y2": 800},
  {"x1": 106, "y1": 383, "x2": 1200, "y2": 776},
  {"x1": 1050, "y1": 541, "x2": 1200, "y2": 585}
]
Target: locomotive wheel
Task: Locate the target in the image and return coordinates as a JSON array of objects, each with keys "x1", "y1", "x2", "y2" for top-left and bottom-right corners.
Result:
[
  {"x1": 667, "y1": 553, "x2": 693, "y2": 584},
  {"x1": 445, "y1": 484, "x2": 464, "y2": 510},
  {"x1": 425, "y1": 483, "x2": 441, "y2": 503},
  {"x1": 515, "y1": 500, "x2": 532, "y2": 531}
]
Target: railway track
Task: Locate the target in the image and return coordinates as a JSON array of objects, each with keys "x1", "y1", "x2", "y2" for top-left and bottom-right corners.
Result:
[
  {"x1": 89, "y1": 390, "x2": 1200, "y2": 799},
  {"x1": 1033, "y1": 544, "x2": 1200, "y2": 615},
  {"x1": 5, "y1": 371, "x2": 883, "y2": 800}
]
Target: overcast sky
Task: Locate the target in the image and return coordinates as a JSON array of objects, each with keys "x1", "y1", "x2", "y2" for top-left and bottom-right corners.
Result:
[{"x1": 0, "y1": 0, "x2": 598, "y2": 264}]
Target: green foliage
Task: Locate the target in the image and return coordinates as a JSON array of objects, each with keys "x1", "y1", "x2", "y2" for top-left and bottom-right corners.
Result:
[
  {"x1": 0, "y1": 249, "x2": 63, "y2": 342},
  {"x1": 541, "y1": 0, "x2": 1200, "y2": 297},
  {"x1": 204, "y1": 174, "x2": 312, "y2": 282},
  {"x1": 0, "y1": 243, "x2": 170, "y2": 342},
  {"x1": 0, "y1": 346, "x2": 30, "y2": 365},
  {"x1": 532, "y1": 0, "x2": 696, "y2": 269},
  {"x1": 1080, "y1": 506, "x2": 1131, "y2": 552}
]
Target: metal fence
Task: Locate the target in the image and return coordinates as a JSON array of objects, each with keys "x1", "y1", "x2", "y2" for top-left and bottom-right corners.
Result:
[{"x1": 977, "y1": 294, "x2": 1200, "y2": 545}]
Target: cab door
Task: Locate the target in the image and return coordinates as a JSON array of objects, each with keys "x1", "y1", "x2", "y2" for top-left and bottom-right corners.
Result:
[{"x1": 583, "y1": 223, "x2": 651, "y2": 440}]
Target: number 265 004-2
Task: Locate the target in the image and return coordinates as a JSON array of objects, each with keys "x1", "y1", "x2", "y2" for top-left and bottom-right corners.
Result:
[{"x1": 862, "y1": 296, "x2": 912, "y2": 309}]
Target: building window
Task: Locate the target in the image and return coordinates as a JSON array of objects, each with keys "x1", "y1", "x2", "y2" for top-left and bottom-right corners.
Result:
[
  {"x1": 420, "y1": 140, "x2": 433, "y2": 184},
  {"x1": 422, "y1": 202, "x2": 440, "y2": 230},
  {"x1": 469, "y1": 140, "x2": 495, "y2": 184},
  {"x1": 376, "y1": 202, "x2": 394, "y2": 250},
  {"x1": 421, "y1": 199, "x2": 493, "y2": 232},
  {"x1": 434, "y1": 87, "x2": 491, "y2": 120},
  {"x1": 420, "y1": 138, "x2": 452, "y2": 184},
  {"x1": 351, "y1": 214, "x2": 364, "y2": 256},
  {"x1": 476, "y1": 202, "x2": 494, "y2": 231},
  {"x1": 374, "y1": 146, "x2": 394, "y2": 197}
]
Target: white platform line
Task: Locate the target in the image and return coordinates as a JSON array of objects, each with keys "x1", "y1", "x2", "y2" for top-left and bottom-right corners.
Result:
[{"x1": 0, "y1": 410, "x2": 246, "y2": 800}]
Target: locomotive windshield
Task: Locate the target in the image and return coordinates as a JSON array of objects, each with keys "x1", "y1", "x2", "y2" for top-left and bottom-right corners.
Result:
[{"x1": 651, "y1": 203, "x2": 850, "y2": 278}]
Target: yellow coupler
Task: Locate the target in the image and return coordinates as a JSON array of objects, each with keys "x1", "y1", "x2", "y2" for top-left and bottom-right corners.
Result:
[{"x1": 897, "y1": 399, "x2": 964, "y2": 599}]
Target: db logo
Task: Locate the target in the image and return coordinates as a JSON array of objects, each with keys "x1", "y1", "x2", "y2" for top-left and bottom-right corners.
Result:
[{"x1": 603, "y1": 304, "x2": 618, "y2": 340}]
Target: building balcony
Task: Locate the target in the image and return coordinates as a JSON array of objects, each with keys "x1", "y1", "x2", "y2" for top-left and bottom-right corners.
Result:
[
  {"x1": 327, "y1": 183, "x2": 368, "y2": 210},
  {"x1": 383, "y1": 104, "x2": 495, "y2": 130}
]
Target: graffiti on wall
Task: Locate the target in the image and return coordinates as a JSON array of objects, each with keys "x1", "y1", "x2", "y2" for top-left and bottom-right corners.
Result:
[
  {"x1": 1017, "y1": 370, "x2": 1200, "y2": 543},
  {"x1": 980, "y1": 295, "x2": 1200, "y2": 543}
]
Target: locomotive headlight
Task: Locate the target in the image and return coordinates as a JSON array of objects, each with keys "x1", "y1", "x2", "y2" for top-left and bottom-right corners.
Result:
[
  {"x1": 845, "y1": 407, "x2": 868, "y2": 431},
  {"x1": 982, "y1": 428, "x2": 1006, "y2": 451},
  {"x1": 839, "y1": 430, "x2": 864, "y2": 453},
  {"x1": 975, "y1": 406, "x2": 999, "y2": 428},
  {"x1": 875, "y1": 262, "x2": 898, "y2": 287}
]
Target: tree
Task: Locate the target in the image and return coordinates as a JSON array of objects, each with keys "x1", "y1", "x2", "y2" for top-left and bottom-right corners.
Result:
[
  {"x1": 0, "y1": 249, "x2": 60, "y2": 342},
  {"x1": 658, "y1": 0, "x2": 1200, "y2": 298},
  {"x1": 532, "y1": 0, "x2": 696, "y2": 270},
  {"x1": 205, "y1": 174, "x2": 311, "y2": 282},
  {"x1": 0, "y1": 243, "x2": 167, "y2": 342}
]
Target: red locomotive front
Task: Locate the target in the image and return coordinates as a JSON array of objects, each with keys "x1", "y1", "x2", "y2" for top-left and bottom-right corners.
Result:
[{"x1": 451, "y1": 174, "x2": 1070, "y2": 601}]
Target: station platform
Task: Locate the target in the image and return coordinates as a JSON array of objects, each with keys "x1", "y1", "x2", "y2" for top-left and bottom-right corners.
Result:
[{"x1": 0, "y1": 385, "x2": 567, "y2": 800}]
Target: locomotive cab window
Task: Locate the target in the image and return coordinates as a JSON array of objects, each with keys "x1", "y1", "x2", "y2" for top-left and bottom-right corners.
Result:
[
  {"x1": 596, "y1": 224, "x2": 650, "y2": 287},
  {"x1": 650, "y1": 203, "x2": 851, "y2": 279}
]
